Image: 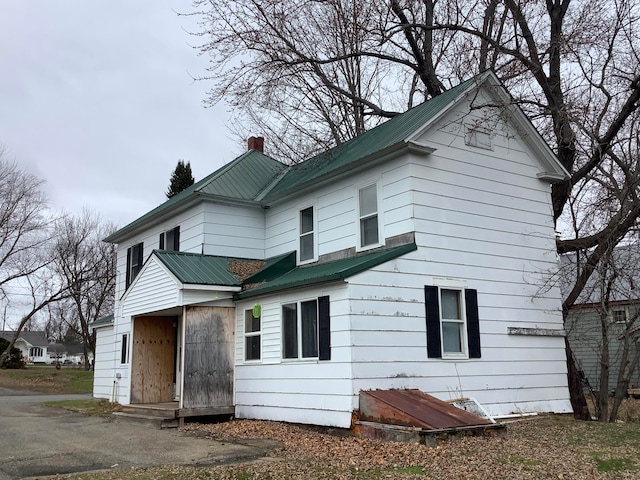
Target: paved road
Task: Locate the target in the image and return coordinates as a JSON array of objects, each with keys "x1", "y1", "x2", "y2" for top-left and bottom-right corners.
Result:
[{"x1": 0, "y1": 388, "x2": 272, "y2": 479}]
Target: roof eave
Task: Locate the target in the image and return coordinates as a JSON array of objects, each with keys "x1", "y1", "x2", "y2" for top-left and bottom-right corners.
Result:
[
  {"x1": 262, "y1": 141, "x2": 417, "y2": 207},
  {"x1": 104, "y1": 195, "x2": 200, "y2": 243}
]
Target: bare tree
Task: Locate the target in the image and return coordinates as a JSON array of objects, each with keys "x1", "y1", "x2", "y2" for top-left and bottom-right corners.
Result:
[
  {"x1": 0, "y1": 149, "x2": 69, "y2": 366},
  {"x1": 51, "y1": 211, "x2": 116, "y2": 369},
  {"x1": 191, "y1": 0, "x2": 640, "y2": 419}
]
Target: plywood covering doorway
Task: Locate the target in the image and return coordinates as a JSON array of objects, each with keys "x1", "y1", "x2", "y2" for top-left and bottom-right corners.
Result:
[
  {"x1": 182, "y1": 306, "x2": 234, "y2": 411},
  {"x1": 131, "y1": 316, "x2": 177, "y2": 404}
]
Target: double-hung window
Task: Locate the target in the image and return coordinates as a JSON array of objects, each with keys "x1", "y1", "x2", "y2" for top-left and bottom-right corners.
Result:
[
  {"x1": 359, "y1": 184, "x2": 379, "y2": 248},
  {"x1": 159, "y1": 226, "x2": 180, "y2": 251},
  {"x1": 425, "y1": 286, "x2": 481, "y2": 359},
  {"x1": 126, "y1": 242, "x2": 144, "y2": 288},
  {"x1": 245, "y1": 308, "x2": 261, "y2": 361},
  {"x1": 282, "y1": 296, "x2": 331, "y2": 360},
  {"x1": 299, "y1": 207, "x2": 314, "y2": 262}
]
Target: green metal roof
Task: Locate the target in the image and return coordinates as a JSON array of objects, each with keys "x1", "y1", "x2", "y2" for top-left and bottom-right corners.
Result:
[
  {"x1": 153, "y1": 250, "x2": 245, "y2": 286},
  {"x1": 263, "y1": 76, "x2": 478, "y2": 200},
  {"x1": 91, "y1": 314, "x2": 114, "y2": 328},
  {"x1": 235, "y1": 242, "x2": 417, "y2": 300},
  {"x1": 105, "y1": 150, "x2": 286, "y2": 243}
]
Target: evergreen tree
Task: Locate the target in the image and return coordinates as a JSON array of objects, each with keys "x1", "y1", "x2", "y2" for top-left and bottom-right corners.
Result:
[{"x1": 166, "y1": 160, "x2": 195, "y2": 198}]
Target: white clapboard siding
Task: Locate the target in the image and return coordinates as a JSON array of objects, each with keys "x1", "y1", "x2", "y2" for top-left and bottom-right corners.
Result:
[
  {"x1": 92, "y1": 325, "x2": 115, "y2": 400},
  {"x1": 234, "y1": 284, "x2": 353, "y2": 426},
  {"x1": 122, "y1": 259, "x2": 178, "y2": 317},
  {"x1": 202, "y1": 203, "x2": 265, "y2": 258},
  {"x1": 236, "y1": 405, "x2": 351, "y2": 428}
]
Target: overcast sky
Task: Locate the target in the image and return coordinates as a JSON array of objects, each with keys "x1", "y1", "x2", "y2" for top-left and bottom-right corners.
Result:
[{"x1": 0, "y1": 1, "x2": 245, "y2": 229}]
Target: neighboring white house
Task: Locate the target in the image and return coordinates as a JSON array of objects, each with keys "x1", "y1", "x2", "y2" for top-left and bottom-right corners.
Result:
[
  {"x1": 1, "y1": 330, "x2": 50, "y2": 364},
  {"x1": 93, "y1": 71, "x2": 573, "y2": 427}
]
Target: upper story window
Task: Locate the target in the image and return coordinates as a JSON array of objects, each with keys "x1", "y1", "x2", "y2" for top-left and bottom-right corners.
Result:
[
  {"x1": 159, "y1": 226, "x2": 180, "y2": 251},
  {"x1": 126, "y1": 242, "x2": 144, "y2": 288},
  {"x1": 245, "y1": 308, "x2": 261, "y2": 361},
  {"x1": 358, "y1": 184, "x2": 379, "y2": 248},
  {"x1": 425, "y1": 286, "x2": 481, "y2": 359},
  {"x1": 613, "y1": 309, "x2": 627, "y2": 324},
  {"x1": 299, "y1": 207, "x2": 314, "y2": 262}
]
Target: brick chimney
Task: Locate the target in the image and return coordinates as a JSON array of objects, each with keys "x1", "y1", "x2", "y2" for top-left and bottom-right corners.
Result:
[{"x1": 247, "y1": 136, "x2": 264, "y2": 152}]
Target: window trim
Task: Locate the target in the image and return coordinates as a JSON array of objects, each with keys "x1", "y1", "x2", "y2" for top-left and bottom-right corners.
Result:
[
  {"x1": 439, "y1": 288, "x2": 468, "y2": 359},
  {"x1": 425, "y1": 285, "x2": 481, "y2": 360},
  {"x1": 120, "y1": 333, "x2": 130, "y2": 365},
  {"x1": 298, "y1": 205, "x2": 317, "y2": 264},
  {"x1": 356, "y1": 182, "x2": 382, "y2": 251},
  {"x1": 244, "y1": 308, "x2": 261, "y2": 362}
]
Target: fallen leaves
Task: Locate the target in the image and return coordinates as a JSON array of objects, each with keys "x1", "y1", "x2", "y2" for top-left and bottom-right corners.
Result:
[{"x1": 179, "y1": 414, "x2": 639, "y2": 479}]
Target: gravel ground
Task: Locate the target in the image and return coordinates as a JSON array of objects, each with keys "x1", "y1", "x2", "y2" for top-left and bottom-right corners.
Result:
[{"x1": 175, "y1": 413, "x2": 639, "y2": 479}]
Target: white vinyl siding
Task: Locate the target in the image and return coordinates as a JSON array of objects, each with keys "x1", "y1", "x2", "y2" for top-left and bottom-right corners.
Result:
[{"x1": 92, "y1": 325, "x2": 115, "y2": 400}]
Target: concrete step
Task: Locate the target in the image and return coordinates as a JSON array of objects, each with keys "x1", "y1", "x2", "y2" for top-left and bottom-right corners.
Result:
[{"x1": 112, "y1": 411, "x2": 179, "y2": 429}]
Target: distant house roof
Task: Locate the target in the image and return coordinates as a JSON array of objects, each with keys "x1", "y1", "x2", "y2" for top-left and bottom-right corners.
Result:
[
  {"x1": 0, "y1": 330, "x2": 49, "y2": 347},
  {"x1": 561, "y1": 245, "x2": 640, "y2": 306}
]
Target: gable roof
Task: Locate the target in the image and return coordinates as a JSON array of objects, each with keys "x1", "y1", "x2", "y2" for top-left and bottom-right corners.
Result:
[
  {"x1": 0, "y1": 330, "x2": 49, "y2": 347},
  {"x1": 106, "y1": 70, "x2": 568, "y2": 243},
  {"x1": 262, "y1": 77, "x2": 478, "y2": 201},
  {"x1": 153, "y1": 250, "x2": 252, "y2": 286},
  {"x1": 105, "y1": 150, "x2": 286, "y2": 243}
]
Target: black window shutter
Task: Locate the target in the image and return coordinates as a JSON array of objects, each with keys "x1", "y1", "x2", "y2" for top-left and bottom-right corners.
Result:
[
  {"x1": 465, "y1": 289, "x2": 481, "y2": 358},
  {"x1": 159, "y1": 233, "x2": 165, "y2": 250},
  {"x1": 174, "y1": 227, "x2": 180, "y2": 251},
  {"x1": 136, "y1": 243, "x2": 144, "y2": 269},
  {"x1": 318, "y1": 295, "x2": 331, "y2": 360},
  {"x1": 425, "y1": 286, "x2": 441, "y2": 358},
  {"x1": 126, "y1": 247, "x2": 132, "y2": 288}
]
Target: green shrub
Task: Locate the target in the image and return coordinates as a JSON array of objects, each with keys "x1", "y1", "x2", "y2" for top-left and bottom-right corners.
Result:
[{"x1": 0, "y1": 337, "x2": 25, "y2": 369}]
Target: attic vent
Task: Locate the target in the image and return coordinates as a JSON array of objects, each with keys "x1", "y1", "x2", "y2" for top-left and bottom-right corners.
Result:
[{"x1": 465, "y1": 127, "x2": 493, "y2": 150}]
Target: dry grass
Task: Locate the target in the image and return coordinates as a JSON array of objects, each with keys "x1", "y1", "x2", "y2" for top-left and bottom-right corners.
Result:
[{"x1": 0, "y1": 365, "x2": 93, "y2": 394}]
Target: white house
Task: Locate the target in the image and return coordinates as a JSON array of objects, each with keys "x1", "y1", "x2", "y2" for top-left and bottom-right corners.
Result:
[
  {"x1": 1, "y1": 330, "x2": 50, "y2": 364},
  {"x1": 93, "y1": 71, "x2": 573, "y2": 427}
]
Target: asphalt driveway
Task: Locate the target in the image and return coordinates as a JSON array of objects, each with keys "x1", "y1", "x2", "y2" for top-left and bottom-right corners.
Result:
[{"x1": 0, "y1": 388, "x2": 273, "y2": 479}]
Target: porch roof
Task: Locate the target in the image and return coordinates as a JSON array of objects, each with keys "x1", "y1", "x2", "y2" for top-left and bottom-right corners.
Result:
[
  {"x1": 235, "y1": 242, "x2": 417, "y2": 300},
  {"x1": 153, "y1": 250, "x2": 252, "y2": 286}
]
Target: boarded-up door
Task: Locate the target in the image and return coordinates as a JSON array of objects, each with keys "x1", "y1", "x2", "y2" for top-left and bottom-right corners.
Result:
[
  {"x1": 183, "y1": 306, "x2": 234, "y2": 409},
  {"x1": 131, "y1": 316, "x2": 175, "y2": 404}
]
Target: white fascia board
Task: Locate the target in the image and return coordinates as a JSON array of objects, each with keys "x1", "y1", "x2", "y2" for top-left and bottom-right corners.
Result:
[{"x1": 180, "y1": 284, "x2": 241, "y2": 293}]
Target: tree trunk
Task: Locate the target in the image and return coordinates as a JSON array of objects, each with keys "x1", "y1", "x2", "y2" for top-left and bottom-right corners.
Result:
[{"x1": 565, "y1": 337, "x2": 591, "y2": 420}]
